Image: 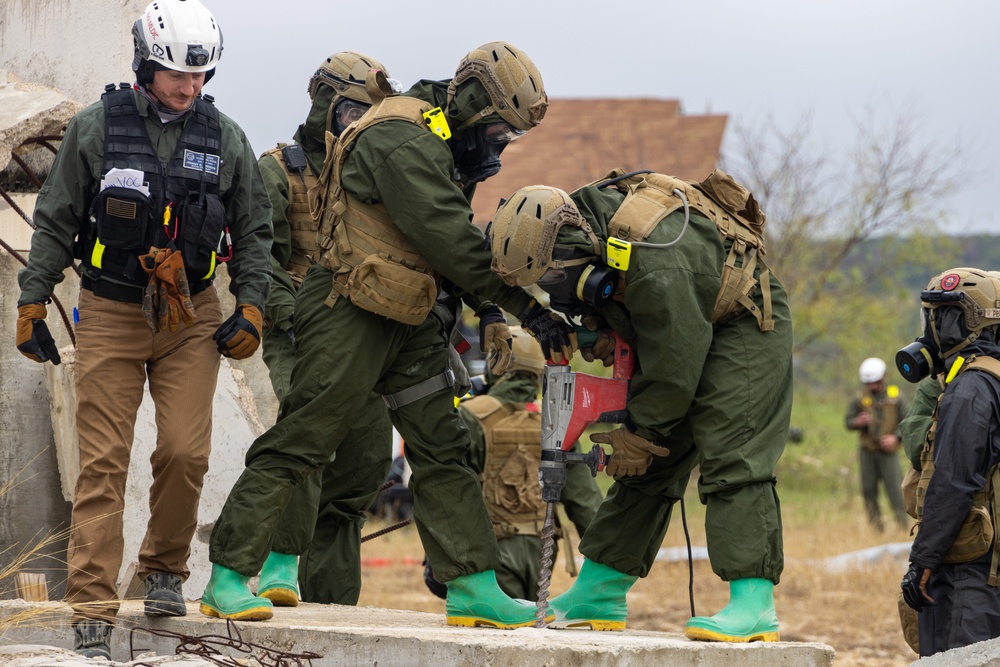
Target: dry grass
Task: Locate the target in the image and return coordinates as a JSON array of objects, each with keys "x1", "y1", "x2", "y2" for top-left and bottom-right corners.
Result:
[{"x1": 357, "y1": 493, "x2": 917, "y2": 667}]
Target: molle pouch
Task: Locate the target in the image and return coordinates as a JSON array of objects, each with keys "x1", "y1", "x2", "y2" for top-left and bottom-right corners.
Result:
[
  {"x1": 942, "y1": 504, "x2": 994, "y2": 563},
  {"x1": 347, "y1": 255, "x2": 436, "y2": 325},
  {"x1": 178, "y1": 193, "x2": 226, "y2": 280},
  {"x1": 93, "y1": 186, "x2": 151, "y2": 251}
]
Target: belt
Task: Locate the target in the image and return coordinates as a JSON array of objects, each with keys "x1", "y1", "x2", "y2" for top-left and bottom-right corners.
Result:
[{"x1": 82, "y1": 274, "x2": 210, "y2": 304}]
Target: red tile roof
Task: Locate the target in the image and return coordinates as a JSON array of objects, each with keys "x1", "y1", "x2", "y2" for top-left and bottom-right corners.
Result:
[{"x1": 472, "y1": 98, "x2": 727, "y2": 225}]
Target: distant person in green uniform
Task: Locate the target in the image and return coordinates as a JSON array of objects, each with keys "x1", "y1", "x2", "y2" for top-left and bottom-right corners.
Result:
[{"x1": 845, "y1": 357, "x2": 909, "y2": 531}]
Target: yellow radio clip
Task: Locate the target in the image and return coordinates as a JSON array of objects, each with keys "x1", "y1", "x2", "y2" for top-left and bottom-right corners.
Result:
[
  {"x1": 606, "y1": 237, "x2": 632, "y2": 271},
  {"x1": 422, "y1": 107, "x2": 452, "y2": 141}
]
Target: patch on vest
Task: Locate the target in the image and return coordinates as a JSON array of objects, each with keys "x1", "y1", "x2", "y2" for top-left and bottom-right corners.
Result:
[{"x1": 183, "y1": 149, "x2": 220, "y2": 175}]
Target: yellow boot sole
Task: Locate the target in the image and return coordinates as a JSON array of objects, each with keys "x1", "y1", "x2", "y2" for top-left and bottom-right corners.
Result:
[
  {"x1": 259, "y1": 587, "x2": 299, "y2": 607},
  {"x1": 447, "y1": 611, "x2": 554, "y2": 629},
  {"x1": 553, "y1": 619, "x2": 626, "y2": 631},
  {"x1": 684, "y1": 626, "x2": 780, "y2": 642},
  {"x1": 199, "y1": 601, "x2": 274, "y2": 621}
]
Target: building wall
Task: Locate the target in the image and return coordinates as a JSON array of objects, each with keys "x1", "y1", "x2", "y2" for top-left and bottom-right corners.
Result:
[{"x1": 0, "y1": 0, "x2": 145, "y2": 106}]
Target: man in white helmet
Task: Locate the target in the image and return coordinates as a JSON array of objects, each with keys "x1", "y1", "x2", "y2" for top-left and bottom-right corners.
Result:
[
  {"x1": 14, "y1": 0, "x2": 272, "y2": 658},
  {"x1": 845, "y1": 357, "x2": 908, "y2": 531}
]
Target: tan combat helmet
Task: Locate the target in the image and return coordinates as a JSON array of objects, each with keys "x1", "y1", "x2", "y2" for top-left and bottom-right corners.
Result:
[
  {"x1": 502, "y1": 326, "x2": 545, "y2": 382},
  {"x1": 446, "y1": 42, "x2": 548, "y2": 132},
  {"x1": 308, "y1": 51, "x2": 389, "y2": 103},
  {"x1": 489, "y1": 185, "x2": 601, "y2": 287},
  {"x1": 922, "y1": 267, "x2": 1000, "y2": 335}
]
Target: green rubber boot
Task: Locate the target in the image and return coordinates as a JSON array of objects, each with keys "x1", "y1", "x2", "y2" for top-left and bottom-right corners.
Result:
[
  {"x1": 548, "y1": 558, "x2": 638, "y2": 631},
  {"x1": 684, "y1": 578, "x2": 780, "y2": 642},
  {"x1": 445, "y1": 570, "x2": 551, "y2": 628},
  {"x1": 200, "y1": 563, "x2": 274, "y2": 621},
  {"x1": 258, "y1": 551, "x2": 299, "y2": 607}
]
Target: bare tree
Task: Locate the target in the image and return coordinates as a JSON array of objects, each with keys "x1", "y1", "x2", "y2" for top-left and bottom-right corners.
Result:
[{"x1": 723, "y1": 109, "x2": 965, "y2": 387}]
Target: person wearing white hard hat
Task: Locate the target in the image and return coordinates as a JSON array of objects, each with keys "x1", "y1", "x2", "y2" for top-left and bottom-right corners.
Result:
[
  {"x1": 845, "y1": 357, "x2": 908, "y2": 531},
  {"x1": 15, "y1": 0, "x2": 273, "y2": 658}
]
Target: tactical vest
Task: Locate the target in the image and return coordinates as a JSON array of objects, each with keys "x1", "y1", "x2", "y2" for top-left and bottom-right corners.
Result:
[
  {"x1": 83, "y1": 85, "x2": 225, "y2": 294},
  {"x1": 463, "y1": 395, "x2": 547, "y2": 539},
  {"x1": 857, "y1": 386, "x2": 902, "y2": 451},
  {"x1": 309, "y1": 73, "x2": 438, "y2": 325},
  {"x1": 594, "y1": 169, "x2": 774, "y2": 332},
  {"x1": 260, "y1": 144, "x2": 320, "y2": 286},
  {"x1": 915, "y1": 355, "x2": 1000, "y2": 583}
]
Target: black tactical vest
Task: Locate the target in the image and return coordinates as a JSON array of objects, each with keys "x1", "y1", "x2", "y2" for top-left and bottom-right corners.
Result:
[{"x1": 81, "y1": 84, "x2": 225, "y2": 298}]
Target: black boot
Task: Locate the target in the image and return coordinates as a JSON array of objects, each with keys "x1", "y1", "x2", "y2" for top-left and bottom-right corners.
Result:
[
  {"x1": 73, "y1": 619, "x2": 112, "y2": 660},
  {"x1": 144, "y1": 572, "x2": 187, "y2": 617}
]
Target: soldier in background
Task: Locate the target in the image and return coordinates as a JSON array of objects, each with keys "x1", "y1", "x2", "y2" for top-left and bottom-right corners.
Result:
[
  {"x1": 845, "y1": 357, "x2": 908, "y2": 531},
  {"x1": 253, "y1": 51, "x2": 397, "y2": 609}
]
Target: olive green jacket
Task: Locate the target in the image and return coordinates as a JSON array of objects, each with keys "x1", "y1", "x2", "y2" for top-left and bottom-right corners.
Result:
[
  {"x1": 338, "y1": 81, "x2": 532, "y2": 316},
  {"x1": 18, "y1": 90, "x2": 272, "y2": 309},
  {"x1": 459, "y1": 374, "x2": 603, "y2": 538},
  {"x1": 899, "y1": 375, "x2": 943, "y2": 470},
  {"x1": 569, "y1": 184, "x2": 790, "y2": 443}
]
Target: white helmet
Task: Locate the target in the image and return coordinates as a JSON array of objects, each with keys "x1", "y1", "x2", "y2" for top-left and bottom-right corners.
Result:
[
  {"x1": 132, "y1": 0, "x2": 223, "y2": 85},
  {"x1": 859, "y1": 357, "x2": 887, "y2": 384}
]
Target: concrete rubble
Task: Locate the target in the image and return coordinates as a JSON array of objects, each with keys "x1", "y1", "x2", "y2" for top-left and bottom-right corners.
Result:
[{"x1": 0, "y1": 70, "x2": 81, "y2": 179}]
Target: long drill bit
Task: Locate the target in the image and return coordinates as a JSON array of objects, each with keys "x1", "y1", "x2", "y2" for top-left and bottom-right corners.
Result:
[{"x1": 535, "y1": 501, "x2": 557, "y2": 628}]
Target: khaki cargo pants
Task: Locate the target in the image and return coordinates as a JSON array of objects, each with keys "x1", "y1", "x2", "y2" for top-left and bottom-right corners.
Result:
[{"x1": 66, "y1": 286, "x2": 222, "y2": 622}]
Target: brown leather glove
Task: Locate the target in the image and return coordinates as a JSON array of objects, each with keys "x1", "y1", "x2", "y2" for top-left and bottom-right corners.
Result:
[
  {"x1": 16, "y1": 302, "x2": 61, "y2": 364},
  {"x1": 213, "y1": 304, "x2": 263, "y2": 360},
  {"x1": 477, "y1": 304, "x2": 512, "y2": 375},
  {"x1": 592, "y1": 427, "x2": 670, "y2": 478},
  {"x1": 580, "y1": 314, "x2": 615, "y2": 367},
  {"x1": 140, "y1": 248, "x2": 196, "y2": 333}
]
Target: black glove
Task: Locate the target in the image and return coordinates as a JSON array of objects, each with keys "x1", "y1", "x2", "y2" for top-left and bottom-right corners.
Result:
[
  {"x1": 16, "y1": 302, "x2": 61, "y2": 365},
  {"x1": 900, "y1": 562, "x2": 934, "y2": 612},
  {"x1": 213, "y1": 304, "x2": 263, "y2": 360},
  {"x1": 518, "y1": 300, "x2": 577, "y2": 364},
  {"x1": 476, "y1": 304, "x2": 512, "y2": 375}
]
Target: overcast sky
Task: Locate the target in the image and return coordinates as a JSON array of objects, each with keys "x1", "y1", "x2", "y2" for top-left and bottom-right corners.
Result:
[{"x1": 203, "y1": 0, "x2": 998, "y2": 234}]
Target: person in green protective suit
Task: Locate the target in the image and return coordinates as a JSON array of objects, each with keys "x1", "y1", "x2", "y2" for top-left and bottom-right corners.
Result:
[
  {"x1": 845, "y1": 357, "x2": 909, "y2": 532},
  {"x1": 488, "y1": 172, "x2": 793, "y2": 641},
  {"x1": 202, "y1": 42, "x2": 577, "y2": 628},
  {"x1": 253, "y1": 51, "x2": 398, "y2": 608},
  {"x1": 424, "y1": 328, "x2": 604, "y2": 601}
]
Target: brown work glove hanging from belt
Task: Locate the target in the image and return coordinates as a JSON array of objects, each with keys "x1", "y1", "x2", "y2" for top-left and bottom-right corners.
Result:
[
  {"x1": 592, "y1": 426, "x2": 670, "y2": 478},
  {"x1": 140, "y1": 247, "x2": 196, "y2": 333}
]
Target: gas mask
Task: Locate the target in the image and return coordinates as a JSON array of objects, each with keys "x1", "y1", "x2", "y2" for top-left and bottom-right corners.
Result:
[
  {"x1": 536, "y1": 249, "x2": 618, "y2": 318},
  {"x1": 452, "y1": 120, "x2": 523, "y2": 184},
  {"x1": 329, "y1": 98, "x2": 369, "y2": 136},
  {"x1": 895, "y1": 298, "x2": 970, "y2": 383}
]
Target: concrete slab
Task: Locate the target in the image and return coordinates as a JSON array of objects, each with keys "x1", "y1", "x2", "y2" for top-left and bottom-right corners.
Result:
[
  {"x1": 0, "y1": 70, "x2": 81, "y2": 173},
  {"x1": 911, "y1": 635, "x2": 1000, "y2": 666},
  {"x1": 0, "y1": 599, "x2": 835, "y2": 667}
]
